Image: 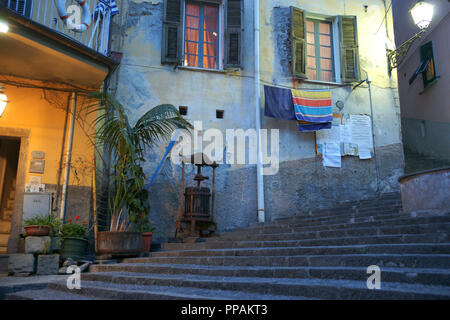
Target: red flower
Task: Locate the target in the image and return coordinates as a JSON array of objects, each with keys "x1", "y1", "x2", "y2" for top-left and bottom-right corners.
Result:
[
  {"x1": 68, "y1": 219, "x2": 72, "y2": 222},
  {"x1": 75, "y1": 216, "x2": 80, "y2": 220},
  {"x1": 82, "y1": 220, "x2": 87, "y2": 225}
]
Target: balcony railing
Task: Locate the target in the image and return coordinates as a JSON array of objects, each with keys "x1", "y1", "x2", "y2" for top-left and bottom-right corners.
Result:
[{"x1": 2, "y1": 0, "x2": 112, "y2": 56}]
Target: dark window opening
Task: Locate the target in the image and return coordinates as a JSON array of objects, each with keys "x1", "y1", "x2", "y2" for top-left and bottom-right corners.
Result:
[
  {"x1": 216, "y1": 110, "x2": 224, "y2": 119},
  {"x1": 179, "y1": 106, "x2": 188, "y2": 116}
]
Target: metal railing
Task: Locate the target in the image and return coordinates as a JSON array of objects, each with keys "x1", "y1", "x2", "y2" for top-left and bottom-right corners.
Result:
[{"x1": 2, "y1": 0, "x2": 112, "y2": 56}]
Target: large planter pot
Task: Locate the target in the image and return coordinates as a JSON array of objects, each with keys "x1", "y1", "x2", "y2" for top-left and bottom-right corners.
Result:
[
  {"x1": 141, "y1": 232, "x2": 153, "y2": 253},
  {"x1": 24, "y1": 225, "x2": 50, "y2": 237},
  {"x1": 60, "y1": 237, "x2": 89, "y2": 261},
  {"x1": 97, "y1": 232, "x2": 142, "y2": 258}
]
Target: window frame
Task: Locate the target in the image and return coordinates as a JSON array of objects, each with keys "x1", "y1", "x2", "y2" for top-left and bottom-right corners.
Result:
[
  {"x1": 419, "y1": 41, "x2": 437, "y2": 89},
  {"x1": 182, "y1": 0, "x2": 224, "y2": 70},
  {"x1": 304, "y1": 13, "x2": 342, "y2": 84}
]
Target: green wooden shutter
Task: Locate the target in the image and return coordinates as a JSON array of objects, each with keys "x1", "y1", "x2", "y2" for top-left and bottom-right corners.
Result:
[
  {"x1": 291, "y1": 7, "x2": 307, "y2": 78},
  {"x1": 224, "y1": 0, "x2": 243, "y2": 69},
  {"x1": 339, "y1": 16, "x2": 360, "y2": 83},
  {"x1": 162, "y1": 0, "x2": 183, "y2": 65}
]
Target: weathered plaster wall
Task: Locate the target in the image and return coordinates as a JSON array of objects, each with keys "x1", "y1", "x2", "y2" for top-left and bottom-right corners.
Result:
[{"x1": 110, "y1": 0, "x2": 404, "y2": 243}]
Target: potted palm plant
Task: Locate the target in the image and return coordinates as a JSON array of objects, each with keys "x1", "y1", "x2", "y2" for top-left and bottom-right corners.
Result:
[{"x1": 90, "y1": 93, "x2": 191, "y2": 258}]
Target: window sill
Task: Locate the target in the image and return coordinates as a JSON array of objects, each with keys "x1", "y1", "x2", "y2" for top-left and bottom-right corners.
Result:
[
  {"x1": 178, "y1": 66, "x2": 227, "y2": 74},
  {"x1": 419, "y1": 75, "x2": 440, "y2": 95},
  {"x1": 300, "y1": 79, "x2": 349, "y2": 87}
]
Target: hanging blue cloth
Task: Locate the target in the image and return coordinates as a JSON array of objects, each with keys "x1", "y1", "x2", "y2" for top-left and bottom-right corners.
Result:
[{"x1": 264, "y1": 85, "x2": 296, "y2": 120}]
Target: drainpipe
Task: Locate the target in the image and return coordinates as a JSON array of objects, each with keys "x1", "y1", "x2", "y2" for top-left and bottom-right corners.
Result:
[
  {"x1": 254, "y1": 0, "x2": 265, "y2": 223},
  {"x1": 367, "y1": 78, "x2": 380, "y2": 193},
  {"x1": 60, "y1": 92, "x2": 77, "y2": 221}
]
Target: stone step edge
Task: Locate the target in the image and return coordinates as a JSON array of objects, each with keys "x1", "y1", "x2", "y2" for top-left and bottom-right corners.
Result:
[
  {"x1": 79, "y1": 272, "x2": 450, "y2": 299},
  {"x1": 46, "y1": 280, "x2": 307, "y2": 300}
]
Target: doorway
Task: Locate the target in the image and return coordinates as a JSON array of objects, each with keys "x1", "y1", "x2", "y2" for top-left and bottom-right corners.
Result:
[{"x1": 0, "y1": 137, "x2": 21, "y2": 254}]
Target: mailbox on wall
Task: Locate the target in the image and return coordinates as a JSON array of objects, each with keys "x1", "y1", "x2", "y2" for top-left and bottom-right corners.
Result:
[{"x1": 22, "y1": 193, "x2": 51, "y2": 226}]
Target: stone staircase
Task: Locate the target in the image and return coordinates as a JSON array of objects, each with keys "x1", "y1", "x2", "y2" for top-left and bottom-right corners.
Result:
[
  {"x1": 6, "y1": 192, "x2": 450, "y2": 300},
  {"x1": 0, "y1": 220, "x2": 11, "y2": 255}
]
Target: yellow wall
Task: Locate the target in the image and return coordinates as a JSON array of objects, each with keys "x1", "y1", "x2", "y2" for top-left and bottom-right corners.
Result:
[{"x1": 0, "y1": 83, "x2": 95, "y2": 188}]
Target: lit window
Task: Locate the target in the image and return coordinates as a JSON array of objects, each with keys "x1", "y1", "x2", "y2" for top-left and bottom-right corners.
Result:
[
  {"x1": 184, "y1": 2, "x2": 219, "y2": 69},
  {"x1": 306, "y1": 19, "x2": 334, "y2": 82}
]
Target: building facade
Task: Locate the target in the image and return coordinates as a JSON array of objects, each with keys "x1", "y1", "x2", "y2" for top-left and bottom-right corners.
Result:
[
  {"x1": 392, "y1": 0, "x2": 450, "y2": 172},
  {"x1": 108, "y1": 0, "x2": 404, "y2": 244}
]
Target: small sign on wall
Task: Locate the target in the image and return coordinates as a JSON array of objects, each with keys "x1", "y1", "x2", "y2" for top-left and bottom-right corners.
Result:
[{"x1": 29, "y1": 159, "x2": 45, "y2": 173}]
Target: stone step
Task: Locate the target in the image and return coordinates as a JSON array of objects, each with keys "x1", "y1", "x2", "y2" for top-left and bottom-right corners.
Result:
[
  {"x1": 6, "y1": 199, "x2": 14, "y2": 209},
  {"x1": 5, "y1": 289, "x2": 104, "y2": 300},
  {"x1": 0, "y1": 222, "x2": 11, "y2": 233},
  {"x1": 163, "y1": 233, "x2": 450, "y2": 251},
  {"x1": 260, "y1": 210, "x2": 410, "y2": 229},
  {"x1": 90, "y1": 263, "x2": 450, "y2": 287},
  {"x1": 212, "y1": 223, "x2": 450, "y2": 242},
  {"x1": 289, "y1": 204, "x2": 403, "y2": 222},
  {"x1": 0, "y1": 255, "x2": 7, "y2": 275},
  {"x1": 293, "y1": 198, "x2": 402, "y2": 216},
  {"x1": 228, "y1": 215, "x2": 450, "y2": 236},
  {"x1": 0, "y1": 233, "x2": 9, "y2": 246},
  {"x1": 123, "y1": 254, "x2": 450, "y2": 269},
  {"x1": 79, "y1": 272, "x2": 450, "y2": 300},
  {"x1": 150, "y1": 243, "x2": 450, "y2": 258},
  {"x1": 36, "y1": 280, "x2": 305, "y2": 300}
]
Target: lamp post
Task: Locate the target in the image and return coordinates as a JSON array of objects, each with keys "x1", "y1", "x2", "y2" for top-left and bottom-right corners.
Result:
[
  {"x1": 387, "y1": 1, "x2": 434, "y2": 72},
  {"x1": 0, "y1": 85, "x2": 8, "y2": 117}
]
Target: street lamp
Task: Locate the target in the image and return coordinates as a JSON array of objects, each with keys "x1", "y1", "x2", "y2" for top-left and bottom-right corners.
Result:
[
  {"x1": 0, "y1": 85, "x2": 9, "y2": 117},
  {"x1": 387, "y1": 1, "x2": 434, "y2": 73},
  {"x1": 410, "y1": 1, "x2": 434, "y2": 29},
  {"x1": 0, "y1": 21, "x2": 8, "y2": 33}
]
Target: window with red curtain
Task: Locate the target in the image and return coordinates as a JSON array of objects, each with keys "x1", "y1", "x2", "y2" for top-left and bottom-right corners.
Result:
[{"x1": 184, "y1": 2, "x2": 219, "y2": 69}]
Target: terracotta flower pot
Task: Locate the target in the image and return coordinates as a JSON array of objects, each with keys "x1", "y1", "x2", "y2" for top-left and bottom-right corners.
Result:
[
  {"x1": 97, "y1": 231, "x2": 142, "y2": 258},
  {"x1": 24, "y1": 225, "x2": 50, "y2": 236},
  {"x1": 141, "y1": 232, "x2": 153, "y2": 253}
]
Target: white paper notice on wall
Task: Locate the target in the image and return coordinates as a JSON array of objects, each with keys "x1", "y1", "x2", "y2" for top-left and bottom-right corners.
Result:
[
  {"x1": 340, "y1": 125, "x2": 352, "y2": 143},
  {"x1": 323, "y1": 142, "x2": 342, "y2": 168},
  {"x1": 317, "y1": 125, "x2": 341, "y2": 145},
  {"x1": 350, "y1": 115, "x2": 373, "y2": 148},
  {"x1": 359, "y1": 147, "x2": 372, "y2": 160}
]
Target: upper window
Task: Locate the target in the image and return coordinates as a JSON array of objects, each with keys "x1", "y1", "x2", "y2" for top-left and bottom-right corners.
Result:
[
  {"x1": 184, "y1": 2, "x2": 219, "y2": 69},
  {"x1": 162, "y1": 0, "x2": 242, "y2": 70},
  {"x1": 420, "y1": 41, "x2": 437, "y2": 88},
  {"x1": 306, "y1": 19, "x2": 334, "y2": 82},
  {"x1": 291, "y1": 7, "x2": 360, "y2": 84}
]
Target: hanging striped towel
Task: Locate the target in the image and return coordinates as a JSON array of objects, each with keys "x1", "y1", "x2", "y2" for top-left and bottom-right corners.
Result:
[{"x1": 291, "y1": 89, "x2": 333, "y2": 132}]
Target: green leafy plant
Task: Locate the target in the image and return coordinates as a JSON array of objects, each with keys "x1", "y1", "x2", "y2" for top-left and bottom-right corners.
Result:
[
  {"x1": 24, "y1": 213, "x2": 62, "y2": 236},
  {"x1": 87, "y1": 93, "x2": 192, "y2": 232},
  {"x1": 60, "y1": 216, "x2": 88, "y2": 239}
]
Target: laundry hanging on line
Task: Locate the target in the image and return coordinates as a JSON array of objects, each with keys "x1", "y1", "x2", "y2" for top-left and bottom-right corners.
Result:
[
  {"x1": 263, "y1": 85, "x2": 296, "y2": 120},
  {"x1": 291, "y1": 89, "x2": 333, "y2": 132}
]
